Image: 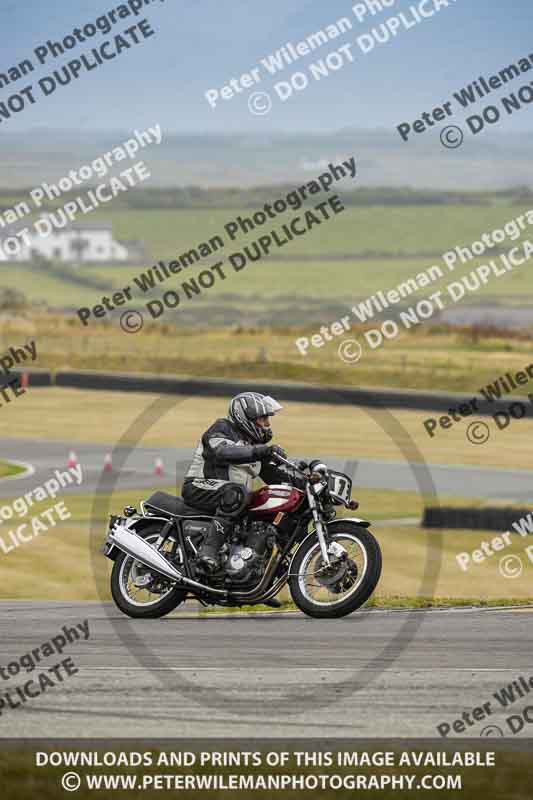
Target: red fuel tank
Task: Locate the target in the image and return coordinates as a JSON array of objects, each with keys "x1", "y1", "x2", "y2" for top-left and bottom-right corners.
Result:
[{"x1": 249, "y1": 484, "x2": 304, "y2": 514}]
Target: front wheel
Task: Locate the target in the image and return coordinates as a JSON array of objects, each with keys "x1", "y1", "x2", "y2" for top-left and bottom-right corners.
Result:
[{"x1": 289, "y1": 524, "x2": 382, "y2": 618}]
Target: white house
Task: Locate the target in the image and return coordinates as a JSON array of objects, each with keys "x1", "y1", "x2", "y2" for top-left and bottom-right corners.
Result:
[{"x1": 0, "y1": 219, "x2": 145, "y2": 263}]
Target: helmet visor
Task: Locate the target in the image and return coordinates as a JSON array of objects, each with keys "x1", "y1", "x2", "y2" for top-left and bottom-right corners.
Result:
[{"x1": 261, "y1": 396, "x2": 283, "y2": 416}]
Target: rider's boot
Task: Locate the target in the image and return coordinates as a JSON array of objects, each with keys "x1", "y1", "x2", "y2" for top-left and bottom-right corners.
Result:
[
  {"x1": 263, "y1": 596, "x2": 283, "y2": 609},
  {"x1": 197, "y1": 518, "x2": 229, "y2": 573}
]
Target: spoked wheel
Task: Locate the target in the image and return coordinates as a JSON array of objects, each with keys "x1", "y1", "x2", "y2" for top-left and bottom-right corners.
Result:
[
  {"x1": 289, "y1": 524, "x2": 382, "y2": 618},
  {"x1": 110, "y1": 524, "x2": 187, "y2": 618}
]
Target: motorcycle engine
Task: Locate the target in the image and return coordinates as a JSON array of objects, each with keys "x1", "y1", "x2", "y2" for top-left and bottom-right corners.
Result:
[{"x1": 224, "y1": 521, "x2": 276, "y2": 585}]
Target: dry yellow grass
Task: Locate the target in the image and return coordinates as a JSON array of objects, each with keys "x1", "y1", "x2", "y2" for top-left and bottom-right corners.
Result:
[
  {"x1": 0, "y1": 522, "x2": 100, "y2": 601},
  {"x1": 377, "y1": 525, "x2": 533, "y2": 601},
  {"x1": 2, "y1": 313, "x2": 533, "y2": 394},
  {"x1": 2, "y1": 386, "x2": 532, "y2": 471}
]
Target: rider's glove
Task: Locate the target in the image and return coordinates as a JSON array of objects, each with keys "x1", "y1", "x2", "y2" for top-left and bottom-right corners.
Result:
[{"x1": 253, "y1": 444, "x2": 287, "y2": 460}]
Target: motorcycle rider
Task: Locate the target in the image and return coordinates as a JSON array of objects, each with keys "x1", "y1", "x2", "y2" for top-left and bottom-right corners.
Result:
[{"x1": 182, "y1": 393, "x2": 302, "y2": 586}]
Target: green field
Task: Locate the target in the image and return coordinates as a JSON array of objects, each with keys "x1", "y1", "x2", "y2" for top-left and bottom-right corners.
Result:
[
  {"x1": 1, "y1": 196, "x2": 529, "y2": 402},
  {"x1": 0, "y1": 460, "x2": 24, "y2": 479},
  {"x1": 7, "y1": 203, "x2": 528, "y2": 259},
  {"x1": 52, "y1": 204, "x2": 533, "y2": 259},
  {"x1": 2, "y1": 204, "x2": 533, "y2": 317}
]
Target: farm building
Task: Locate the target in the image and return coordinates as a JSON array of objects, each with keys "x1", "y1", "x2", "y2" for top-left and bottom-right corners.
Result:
[{"x1": 0, "y1": 219, "x2": 147, "y2": 263}]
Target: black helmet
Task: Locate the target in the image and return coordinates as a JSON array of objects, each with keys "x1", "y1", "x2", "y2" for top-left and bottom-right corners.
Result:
[{"x1": 228, "y1": 393, "x2": 283, "y2": 444}]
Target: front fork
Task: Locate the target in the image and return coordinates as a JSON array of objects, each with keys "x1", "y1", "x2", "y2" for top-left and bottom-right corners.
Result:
[{"x1": 306, "y1": 484, "x2": 331, "y2": 566}]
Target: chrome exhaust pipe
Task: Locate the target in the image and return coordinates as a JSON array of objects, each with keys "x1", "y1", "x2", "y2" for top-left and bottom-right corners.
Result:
[
  {"x1": 231, "y1": 549, "x2": 281, "y2": 599},
  {"x1": 110, "y1": 523, "x2": 228, "y2": 596},
  {"x1": 111, "y1": 523, "x2": 184, "y2": 582}
]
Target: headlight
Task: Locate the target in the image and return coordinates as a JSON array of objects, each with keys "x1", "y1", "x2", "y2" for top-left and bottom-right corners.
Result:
[{"x1": 312, "y1": 462, "x2": 328, "y2": 474}]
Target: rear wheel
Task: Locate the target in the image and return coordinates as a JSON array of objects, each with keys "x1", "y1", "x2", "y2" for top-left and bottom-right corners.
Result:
[
  {"x1": 289, "y1": 524, "x2": 382, "y2": 618},
  {"x1": 110, "y1": 524, "x2": 187, "y2": 618}
]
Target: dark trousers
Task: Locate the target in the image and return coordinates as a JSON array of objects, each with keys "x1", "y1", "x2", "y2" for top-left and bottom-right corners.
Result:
[
  {"x1": 182, "y1": 478, "x2": 250, "y2": 518},
  {"x1": 182, "y1": 479, "x2": 250, "y2": 564}
]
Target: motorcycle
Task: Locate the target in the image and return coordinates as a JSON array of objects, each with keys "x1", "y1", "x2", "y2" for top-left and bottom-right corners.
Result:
[{"x1": 102, "y1": 454, "x2": 382, "y2": 619}]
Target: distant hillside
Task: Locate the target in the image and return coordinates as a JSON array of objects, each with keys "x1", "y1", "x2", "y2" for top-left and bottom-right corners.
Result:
[
  {"x1": 1, "y1": 184, "x2": 532, "y2": 213},
  {"x1": 1, "y1": 128, "x2": 533, "y2": 190}
]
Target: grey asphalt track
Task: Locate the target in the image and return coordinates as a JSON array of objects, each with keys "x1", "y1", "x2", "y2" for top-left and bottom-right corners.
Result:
[
  {"x1": 1, "y1": 600, "x2": 532, "y2": 738},
  {"x1": 1, "y1": 437, "x2": 532, "y2": 502}
]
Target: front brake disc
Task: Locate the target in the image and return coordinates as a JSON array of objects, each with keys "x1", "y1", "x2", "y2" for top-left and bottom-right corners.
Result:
[{"x1": 315, "y1": 557, "x2": 346, "y2": 587}]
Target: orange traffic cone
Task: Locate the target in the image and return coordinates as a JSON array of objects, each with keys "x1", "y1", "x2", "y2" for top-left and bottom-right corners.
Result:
[
  {"x1": 103, "y1": 453, "x2": 113, "y2": 472},
  {"x1": 68, "y1": 450, "x2": 78, "y2": 469},
  {"x1": 21, "y1": 372, "x2": 29, "y2": 389},
  {"x1": 154, "y1": 457, "x2": 164, "y2": 476}
]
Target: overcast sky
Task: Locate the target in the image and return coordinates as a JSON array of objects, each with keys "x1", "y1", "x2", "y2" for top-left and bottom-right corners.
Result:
[{"x1": 1, "y1": 0, "x2": 533, "y2": 134}]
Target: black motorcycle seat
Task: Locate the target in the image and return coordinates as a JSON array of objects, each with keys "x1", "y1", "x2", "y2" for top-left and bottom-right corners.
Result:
[{"x1": 144, "y1": 491, "x2": 209, "y2": 518}]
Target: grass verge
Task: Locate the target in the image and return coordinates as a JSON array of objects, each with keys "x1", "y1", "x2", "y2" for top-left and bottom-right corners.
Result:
[
  {"x1": 0, "y1": 460, "x2": 25, "y2": 479},
  {"x1": 198, "y1": 596, "x2": 533, "y2": 614}
]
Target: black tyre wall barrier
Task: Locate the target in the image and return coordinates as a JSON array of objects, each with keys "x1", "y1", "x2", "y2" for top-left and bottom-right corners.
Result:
[
  {"x1": 8, "y1": 369, "x2": 52, "y2": 387},
  {"x1": 52, "y1": 370, "x2": 530, "y2": 415},
  {"x1": 423, "y1": 506, "x2": 533, "y2": 531}
]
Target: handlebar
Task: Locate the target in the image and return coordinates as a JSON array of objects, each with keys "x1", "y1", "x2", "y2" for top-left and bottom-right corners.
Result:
[
  {"x1": 271, "y1": 452, "x2": 329, "y2": 483},
  {"x1": 271, "y1": 450, "x2": 358, "y2": 510},
  {"x1": 270, "y1": 451, "x2": 309, "y2": 479}
]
